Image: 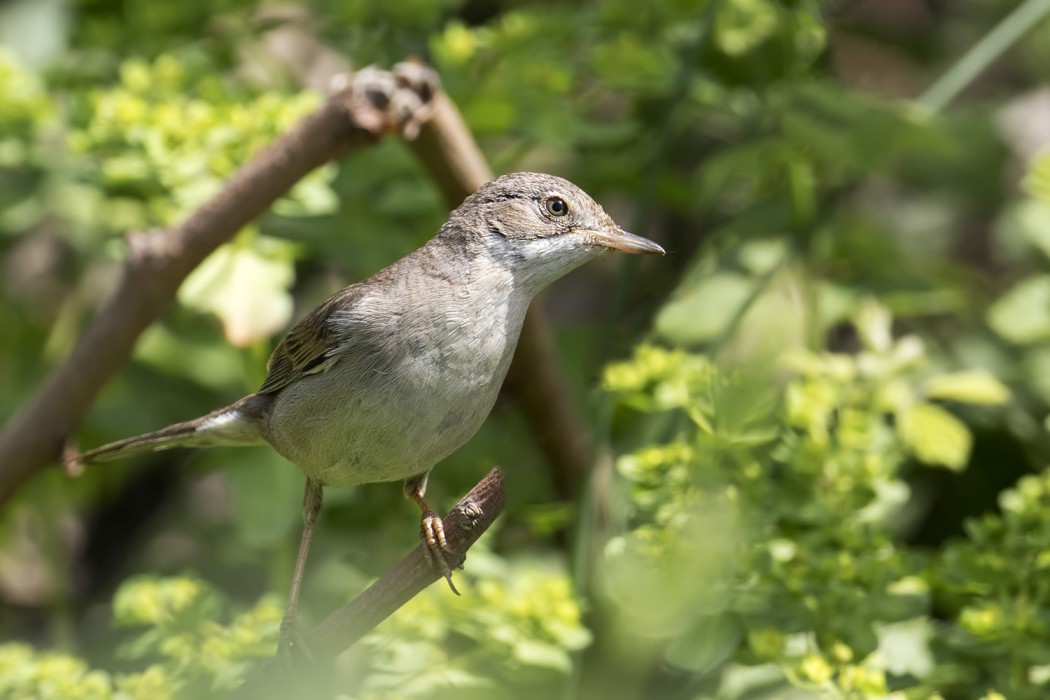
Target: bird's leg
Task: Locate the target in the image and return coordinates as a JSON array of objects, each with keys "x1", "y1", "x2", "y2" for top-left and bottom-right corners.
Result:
[
  {"x1": 404, "y1": 472, "x2": 459, "y2": 595},
  {"x1": 278, "y1": 479, "x2": 324, "y2": 655}
]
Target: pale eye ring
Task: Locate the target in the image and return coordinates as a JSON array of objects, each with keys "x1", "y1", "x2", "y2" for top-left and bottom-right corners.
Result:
[{"x1": 545, "y1": 196, "x2": 569, "y2": 217}]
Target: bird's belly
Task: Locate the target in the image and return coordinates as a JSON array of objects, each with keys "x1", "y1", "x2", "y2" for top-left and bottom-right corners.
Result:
[{"x1": 262, "y1": 356, "x2": 507, "y2": 487}]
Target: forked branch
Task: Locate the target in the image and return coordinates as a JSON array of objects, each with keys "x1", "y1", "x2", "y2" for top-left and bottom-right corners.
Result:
[
  {"x1": 0, "y1": 64, "x2": 437, "y2": 503},
  {"x1": 0, "y1": 61, "x2": 591, "y2": 505}
]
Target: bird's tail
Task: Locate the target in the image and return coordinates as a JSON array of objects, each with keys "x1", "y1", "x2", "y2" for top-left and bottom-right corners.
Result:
[{"x1": 70, "y1": 397, "x2": 268, "y2": 467}]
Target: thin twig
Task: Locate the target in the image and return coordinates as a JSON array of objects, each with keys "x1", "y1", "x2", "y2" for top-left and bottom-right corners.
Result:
[
  {"x1": 918, "y1": 0, "x2": 1050, "y2": 113},
  {"x1": 229, "y1": 468, "x2": 506, "y2": 699},
  {"x1": 613, "y1": 0, "x2": 718, "y2": 320},
  {"x1": 406, "y1": 92, "x2": 592, "y2": 500},
  {"x1": 0, "y1": 64, "x2": 440, "y2": 505}
]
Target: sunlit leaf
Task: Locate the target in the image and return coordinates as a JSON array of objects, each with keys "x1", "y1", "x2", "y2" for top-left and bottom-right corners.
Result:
[
  {"x1": 856, "y1": 299, "x2": 893, "y2": 353},
  {"x1": 664, "y1": 612, "x2": 743, "y2": 674},
  {"x1": 216, "y1": 448, "x2": 303, "y2": 550},
  {"x1": 897, "y1": 402, "x2": 972, "y2": 471},
  {"x1": 178, "y1": 232, "x2": 297, "y2": 347},
  {"x1": 987, "y1": 275, "x2": 1050, "y2": 345},
  {"x1": 715, "y1": 0, "x2": 778, "y2": 57},
  {"x1": 654, "y1": 272, "x2": 753, "y2": 344},
  {"x1": 924, "y1": 370, "x2": 1010, "y2": 406},
  {"x1": 1024, "y1": 151, "x2": 1050, "y2": 204},
  {"x1": 1016, "y1": 199, "x2": 1050, "y2": 260},
  {"x1": 512, "y1": 640, "x2": 572, "y2": 672}
]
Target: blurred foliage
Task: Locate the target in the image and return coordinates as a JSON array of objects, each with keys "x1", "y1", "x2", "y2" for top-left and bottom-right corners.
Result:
[
  {"x1": 933, "y1": 470, "x2": 1050, "y2": 697},
  {"x1": 0, "y1": 575, "x2": 279, "y2": 699},
  {"x1": 357, "y1": 552, "x2": 591, "y2": 698},
  {"x1": 601, "y1": 302, "x2": 1016, "y2": 697},
  {"x1": 69, "y1": 55, "x2": 330, "y2": 346},
  {"x1": 0, "y1": 554, "x2": 588, "y2": 699},
  {"x1": 3, "y1": 0, "x2": 1050, "y2": 698}
]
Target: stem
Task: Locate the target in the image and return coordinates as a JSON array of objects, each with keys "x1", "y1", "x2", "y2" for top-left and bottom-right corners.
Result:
[
  {"x1": 612, "y1": 2, "x2": 720, "y2": 321},
  {"x1": 918, "y1": 0, "x2": 1050, "y2": 113}
]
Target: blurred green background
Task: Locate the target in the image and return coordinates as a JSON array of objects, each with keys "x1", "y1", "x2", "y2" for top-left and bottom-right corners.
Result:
[{"x1": 3, "y1": 0, "x2": 1050, "y2": 698}]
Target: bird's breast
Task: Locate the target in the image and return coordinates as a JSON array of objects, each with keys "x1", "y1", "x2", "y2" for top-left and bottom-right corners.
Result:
[{"x1": 263, "y1": 271, "x2": 532, "y2": 488}]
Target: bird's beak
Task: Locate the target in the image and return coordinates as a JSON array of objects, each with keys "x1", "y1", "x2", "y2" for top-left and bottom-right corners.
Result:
[{"x1": 581, "y1": 227, "x2": 665, "y2": 255}]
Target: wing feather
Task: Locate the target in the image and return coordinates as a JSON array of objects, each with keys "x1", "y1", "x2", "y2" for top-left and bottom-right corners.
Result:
[{"x1": 257, "y1": 286, "x2": 363, "y2": 395}]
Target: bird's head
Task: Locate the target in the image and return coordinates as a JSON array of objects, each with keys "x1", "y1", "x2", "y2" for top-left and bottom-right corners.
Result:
[{"x1": 451, "y1": 172, "x2": 664, "y2": 291}]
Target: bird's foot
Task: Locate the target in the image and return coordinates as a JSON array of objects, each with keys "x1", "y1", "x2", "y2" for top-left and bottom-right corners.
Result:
[
  {"x1": 276, "y1": 612, "x2": 315, "y2": 668},
  {"x1": 420, "y1": 509, "x2": 459, "y2": 595}
]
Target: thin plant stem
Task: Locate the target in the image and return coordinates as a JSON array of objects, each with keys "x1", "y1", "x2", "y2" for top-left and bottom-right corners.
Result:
[
  {"x1": 610, "y1": 1, "x2": 721, "y2": 325},
  {"x1": 919, "y1": 0, "x2": 1050, "y2": 113}
]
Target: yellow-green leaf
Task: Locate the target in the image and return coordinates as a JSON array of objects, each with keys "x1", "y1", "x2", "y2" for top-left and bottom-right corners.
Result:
[
  {"x1": 924, "y1": 370, "x2": 1010, "y2": 406},
  {"x1": 654, "y1": 272, "x2": 753, "y2": 344},
  {"x1": 856, "y1": 298, "x2": 893, "y2": 352},
  {"x1": 1024, "y1": 152, "x2": 1050, "y2": 204},
  {"x1": 987, "y1": 275, "x2": 1050, "y2": 345},
  {"x1": 898, "y1": 402, "x2": 972, "y2": 471},
  {"x1": 715, "y1": 0, "x2": 779, "y2": 56},
  {"x1": 179, "y1": 232, "x2": 297, "y2": 347},
  {"x1": 664, "y1": 612, "x2": 743, "y2": 674}
]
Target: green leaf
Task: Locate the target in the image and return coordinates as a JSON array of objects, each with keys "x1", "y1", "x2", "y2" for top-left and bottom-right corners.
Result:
[
  {"x1": 1016, "y1": 199, "x2": 1050, "y2": 260},
  {"x1": 134, "y1": 324, "x2": 250, "y2": 393},
  {"x1": 856, "y1": 299, "x2": 893, "y2": 352},
  {"x1": 463, "y1": 96, "x2": 516, "y2": 133},
  {"x1": 1025, "y1": 347, "x2": 1050, "y2": 405},
  {"x1": 869, "y1": 577, "x2": 931, "y2": 622},
  {"x1": 112, "y1": 575, "x2": 214, "y2": 628},
  {"x1": 178, "y1": 232, "x2": 297, "y2": 347},
  {"x1": 1024, "y1": 151, "x2": 1050, "y2": 204},
  {"x1": 218, "y1": 448, "x2": 303, "y2": 550},
  {"x1": 275, "y1": 171, "x2": 340, "y2": 217},
  {"x1": 876, "y1": 617, "x2": 934, "y2": 678},
  {"x1": 924, "y1": 370, "x2": 1010, "y2": 406},
  {"x1": 654, "y1": 272, "x2": 753, "y2": 344},
  {"x1": 897, "y1": 402, "x2": 972, "y2": 470},
  {"x1": 987, "y1": 275, "x2": 1050, "y2": 344},
  {"x1": 664, "y1": 612, "x2": 743, "y2": 674},
  {"x1": 715, "y1": 0, "x2": 779, "y2": 56},
  {"x1": 512, "y1": 640, "x2": 572, "y2": 672},
  {"x1": 738, "y1": 239, "x2": 788, "y2": 275}
]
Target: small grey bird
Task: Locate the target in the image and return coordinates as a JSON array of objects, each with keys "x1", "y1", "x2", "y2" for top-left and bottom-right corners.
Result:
[{"x1": 72, "y1": 172, "x2": 664, "y2": 651}]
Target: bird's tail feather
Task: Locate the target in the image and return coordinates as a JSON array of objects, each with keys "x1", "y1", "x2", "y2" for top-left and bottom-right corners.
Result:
[{"x1": 71, "y1": 399, "x2": 267, "y2": 467}]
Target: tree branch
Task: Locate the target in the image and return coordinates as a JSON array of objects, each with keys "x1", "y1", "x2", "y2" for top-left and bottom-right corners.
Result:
[
  {"x1": 406, "y1": 91, "x2": 592, "y2": 500},
  {"x1": 0, "y1": 64, "x2": 439, "y2": 505},
  {"x1": 0, "y1": 60, "x2": 592, "y2": 506},
  {"x1": 230, "y1": 468, "x2": 506, "y2": 698}
]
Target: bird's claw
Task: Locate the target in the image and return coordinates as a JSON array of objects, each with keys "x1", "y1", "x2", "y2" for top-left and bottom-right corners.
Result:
[
  {"x1": 277, "y1": 613, "x2": 315, "y2": 667},
  {"x1": 420, "y1": 510, "x2": 459, "y2": 595}
]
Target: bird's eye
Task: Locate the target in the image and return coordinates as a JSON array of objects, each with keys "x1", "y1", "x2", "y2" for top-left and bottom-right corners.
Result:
[{"x1": 545, "y1": 196, "x2": 569, "y2": 217}]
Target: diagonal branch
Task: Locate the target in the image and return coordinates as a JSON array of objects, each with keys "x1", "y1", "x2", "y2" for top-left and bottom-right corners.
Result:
[
  {"x1": 0, "y1": 59, "x2": 592, "y2": 507},
  {"x1": 0, "y1": 64, "x2": 439, "y2": 505},
  {"x1": 229, "y1": 468, "x2": 506, "y2": 699}
]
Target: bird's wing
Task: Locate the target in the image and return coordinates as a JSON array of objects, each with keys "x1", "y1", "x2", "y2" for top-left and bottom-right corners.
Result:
[{"x1": 257, "y1": 286, "x2": 363, "y2": 395}]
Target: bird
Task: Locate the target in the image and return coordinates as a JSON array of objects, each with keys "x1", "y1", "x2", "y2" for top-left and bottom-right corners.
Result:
[{"x1": 70, "y1": 171, "x2": 665, "y2": 652}]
